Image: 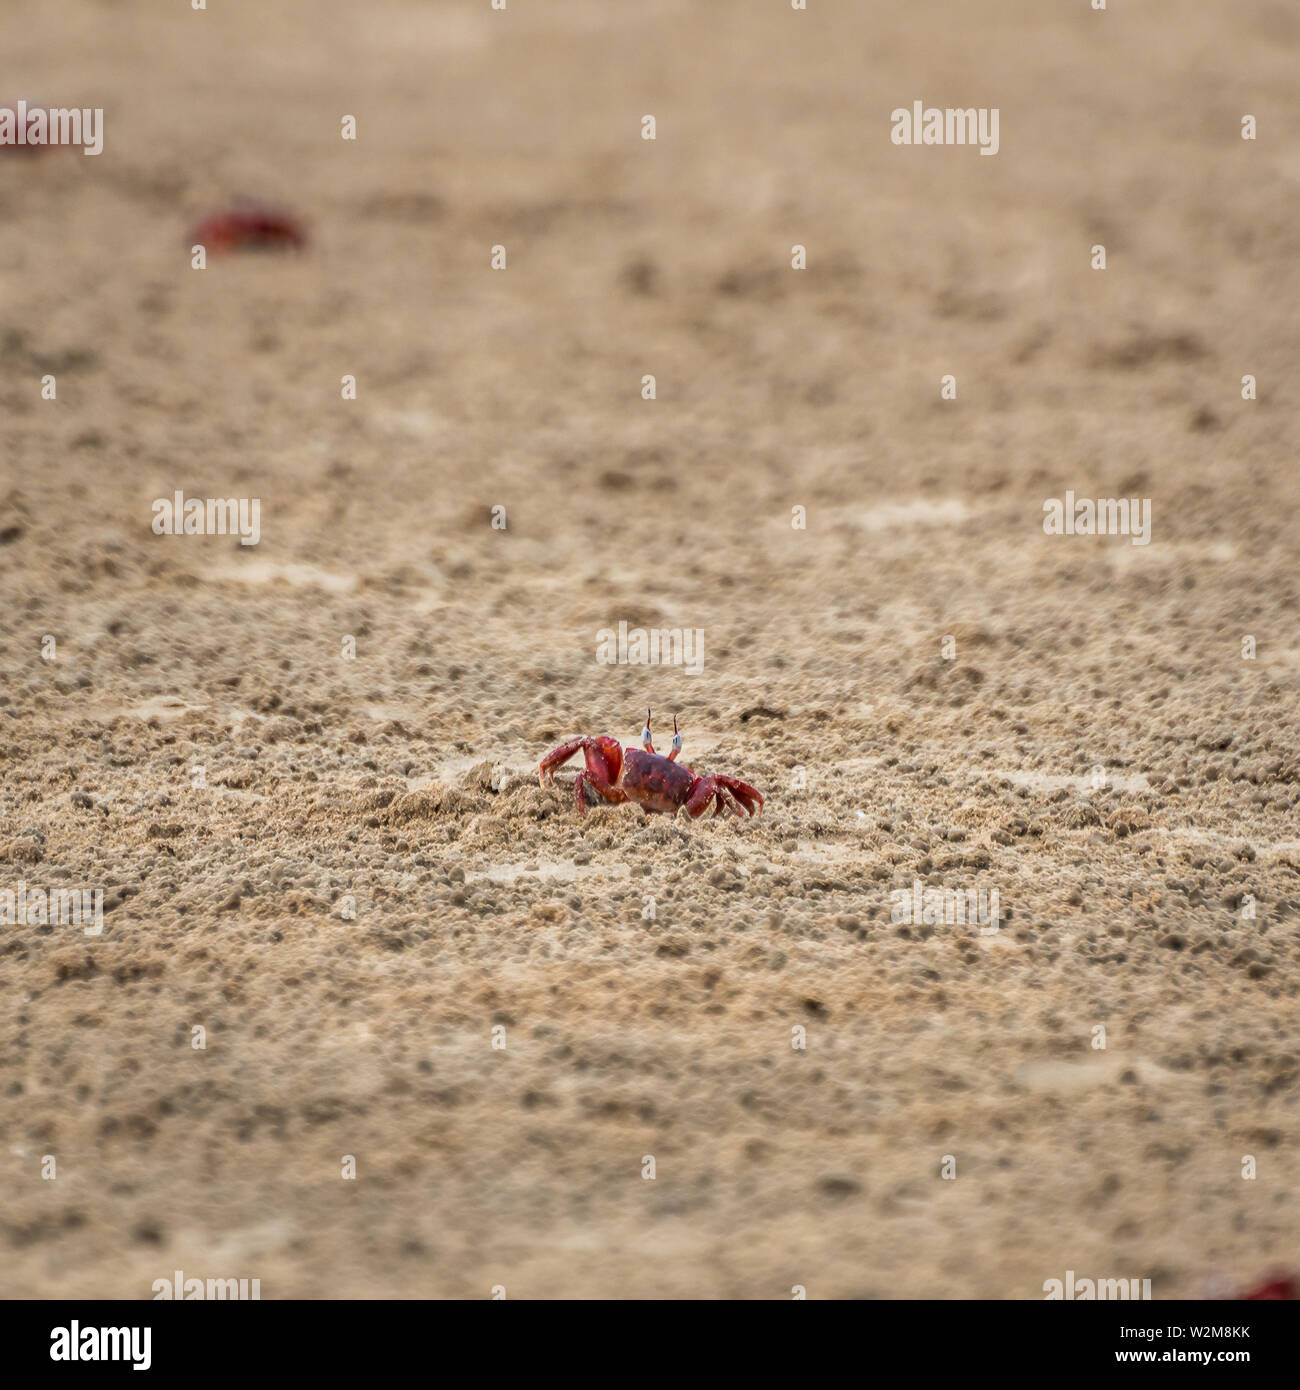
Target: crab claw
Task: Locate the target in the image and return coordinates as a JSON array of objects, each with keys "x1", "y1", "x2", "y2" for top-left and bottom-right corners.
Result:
[{"x1": 539, "y1": 736, "x2": 586, "y2": 787}]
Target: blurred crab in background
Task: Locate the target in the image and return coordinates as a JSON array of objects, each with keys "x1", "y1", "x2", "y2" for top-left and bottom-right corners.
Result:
[
  {"x1": 190, "y1": 199, "x2": 307, "y2": 253},
  {"x1": 539, "y1": 711, "x2": 764, "y2": 819}
]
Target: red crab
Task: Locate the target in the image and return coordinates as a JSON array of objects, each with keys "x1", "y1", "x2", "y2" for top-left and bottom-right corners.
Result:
[
  {"x1": 190, "y1": 201, "x2": 307, "y2": 254},
  {"x1": 539, "y1": 711, "x2": 764, "y2": 819},
  {"x1": 1239, "y1": 1272, "x2": 1297, "y2": 1300}
]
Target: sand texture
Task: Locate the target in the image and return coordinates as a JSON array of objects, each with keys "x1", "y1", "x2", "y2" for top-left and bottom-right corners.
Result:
[{"x1": 1, "y1": 0, "x2": 1298, "y2": 1298}]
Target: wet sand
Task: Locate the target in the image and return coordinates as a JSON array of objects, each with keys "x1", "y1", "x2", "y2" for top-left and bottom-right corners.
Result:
[{"x1": 1, "y1": 0, "x2": 1298, "y2": 1298}]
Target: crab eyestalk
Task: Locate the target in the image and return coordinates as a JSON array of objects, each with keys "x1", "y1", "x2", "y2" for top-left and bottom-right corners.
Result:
[{"x1": 669, "y1": 714, "x2": 683, "y2": 761}]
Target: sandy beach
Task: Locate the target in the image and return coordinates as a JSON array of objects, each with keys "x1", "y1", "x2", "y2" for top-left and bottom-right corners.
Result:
[{"x1": 1, "y1": 0, "x2": 1297, "y2": 1298}]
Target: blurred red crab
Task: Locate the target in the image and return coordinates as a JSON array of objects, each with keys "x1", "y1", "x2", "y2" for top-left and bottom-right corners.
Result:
[
  {"x1": 190, "y1": 200, "x2": 307, "y2": 254},
  {"x1": 539, "y1": 711, "x2": 764, "y2": 819}
]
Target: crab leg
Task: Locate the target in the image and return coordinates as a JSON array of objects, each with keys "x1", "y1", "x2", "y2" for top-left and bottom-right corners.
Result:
[
  {"x1": 714, "y1": 775, "x2": 764, "y2": 817},
  {"x1": 573, "y1": 769, "x2": 628, "y2": 817},
  {"x1": 685, "y1": 774, "x2": 763, "y2": 819},
  {"x1": 685, "y1": 776, "x2": 722, "y2": 819}
]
